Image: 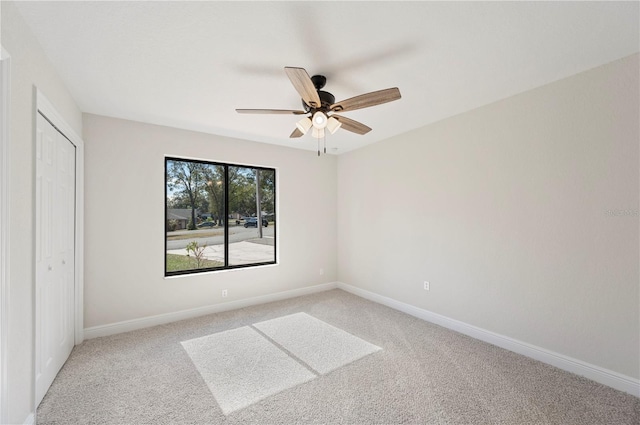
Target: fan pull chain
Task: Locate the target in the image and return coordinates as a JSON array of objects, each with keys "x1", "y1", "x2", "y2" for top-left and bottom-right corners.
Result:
[
  {"x1": 323, "y1": 133, "x2": 327, "y2": 154},
  {"x1": 317, "y1": 136, "x2": 320, "y2": 156}
]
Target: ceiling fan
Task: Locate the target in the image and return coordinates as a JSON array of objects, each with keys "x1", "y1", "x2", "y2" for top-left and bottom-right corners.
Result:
[{"x1": 236, "y1": 67, "x2": 401, "y2": 154}]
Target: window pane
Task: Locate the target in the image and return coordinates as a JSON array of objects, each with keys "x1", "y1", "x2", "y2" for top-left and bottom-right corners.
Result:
[
  {"x1": 166, "y1": 159, "x2": 225, "y2": 274},
  {"x1": 165, "y1": 158, "x2": 276, "y2": 276},
  {"x1": 228, "y1": 166, "x2": 276, "y2": 266}
]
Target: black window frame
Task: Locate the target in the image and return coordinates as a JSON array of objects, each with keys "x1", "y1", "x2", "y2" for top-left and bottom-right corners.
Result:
[{"x1": 165, "y1": 156, "x2": 277, "y2": 277}]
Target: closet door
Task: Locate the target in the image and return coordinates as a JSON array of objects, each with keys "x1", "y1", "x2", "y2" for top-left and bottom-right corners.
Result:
[{"x1": 35, "y1": 113, "x2": 75, "y2": 405}]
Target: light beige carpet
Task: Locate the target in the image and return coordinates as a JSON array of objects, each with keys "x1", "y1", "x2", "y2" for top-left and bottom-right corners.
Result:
[{"x1": 37, "y1": 289, "x2": 640, "y2": 424}]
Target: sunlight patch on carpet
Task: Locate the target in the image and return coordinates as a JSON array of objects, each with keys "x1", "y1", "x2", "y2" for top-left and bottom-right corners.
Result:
[
  {"x1": 181, "y1": 326, "x2": 315, "y2": 415},
  {"x1": 254, "y1": 312, "x2": 382, "y2": 374}
]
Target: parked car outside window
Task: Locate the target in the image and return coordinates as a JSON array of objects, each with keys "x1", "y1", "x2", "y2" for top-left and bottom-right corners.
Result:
[
  {"x1": 197, "y1": 221, "x2": 215, "y2": 228},
  {"x1": 244, "y1": 217, "x2": 268, "y2": 228}
]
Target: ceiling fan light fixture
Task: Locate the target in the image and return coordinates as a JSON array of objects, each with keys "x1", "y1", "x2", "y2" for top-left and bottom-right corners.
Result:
[
  {"x1": 312, "y1": 111, "x2": 328, "y2": 129},
  {"x1": 296, "y1": 117, "x2": 312, "y2": 134},
  {"x1": 326, "y1": 116, "x2": 342, "y2": 134}
]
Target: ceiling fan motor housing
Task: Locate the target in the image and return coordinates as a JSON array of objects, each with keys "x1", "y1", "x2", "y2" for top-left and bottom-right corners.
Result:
[
  {"x1": 318, "y1": 91, "x2": 335, "y2": 109},
  {"x1": 302, "y1": 91, "x2": 335, "y2": 112},
  {"x1": 302, "y1": 75, "x2": 335, "y2": 111}
]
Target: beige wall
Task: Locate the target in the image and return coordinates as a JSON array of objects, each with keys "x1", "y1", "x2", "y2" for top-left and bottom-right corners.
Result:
[
  {"x1": 83, "y1": 114, "x2": 337, "y2": 328},
  {"x1": 2, "y1": 2, "x2": 83, "y2": 423},
  {"x1": 337, "y1": 54, "x2": 639, "y2": 379}
]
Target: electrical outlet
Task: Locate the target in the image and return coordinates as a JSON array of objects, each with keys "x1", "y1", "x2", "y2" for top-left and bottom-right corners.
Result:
[
  {"x1": 222, "y1": 289, "x2": 228, "y2": 298},
  {"x1": 424, "y1": 281, "x2": 430, "y2": 291},
  {"x1": 319, "y1": 268, "x2": 324, "y2": 276}
]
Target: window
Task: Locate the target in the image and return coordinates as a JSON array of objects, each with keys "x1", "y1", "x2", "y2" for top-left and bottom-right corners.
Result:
[{"x1": 165, "y1": 157, "x2": 276, "y2": 276}]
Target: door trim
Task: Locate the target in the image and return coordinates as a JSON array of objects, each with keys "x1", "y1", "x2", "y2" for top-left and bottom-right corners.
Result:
[{"x1": 0, "y1": 46, "x2": 11, "y2": 425}]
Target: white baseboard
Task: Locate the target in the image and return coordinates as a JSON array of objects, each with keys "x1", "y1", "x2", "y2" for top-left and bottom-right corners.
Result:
[
  {"x1": 84, "y1": 282, "x2": 338, "y2": 340},
  {"x1": 22, "y1": 412, "x2": 34, "y2": 425},
  {"x1": 336, "y1": 281, "x2": 640, "y2": 397}
]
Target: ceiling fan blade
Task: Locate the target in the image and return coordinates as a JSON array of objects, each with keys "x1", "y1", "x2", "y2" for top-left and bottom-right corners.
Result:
[
  {"x1": 236, "y1": 108, "x2": 307, "y2": 115},
  {"x1": 331, "y1": 87, "x2": 401, "y2": 112},
  {"x1": 284, "y1": 67, "x2": 321, "y2": 108},
  {"x1": 332, "y1": 115, "x2": 372, "y2": 135},
  {"x1": 290, "y1": 128, "x2": 303, "y2": 138}
]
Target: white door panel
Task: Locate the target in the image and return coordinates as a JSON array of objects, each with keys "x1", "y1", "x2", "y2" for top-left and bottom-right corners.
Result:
[{"x1": 35, "y1": 113, "x2": 75, "y2": 405}]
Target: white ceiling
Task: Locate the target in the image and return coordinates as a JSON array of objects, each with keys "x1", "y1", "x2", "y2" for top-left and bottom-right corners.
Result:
[{"x1": 13, "y1": 1, "x2": 639, "y2": 154}]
